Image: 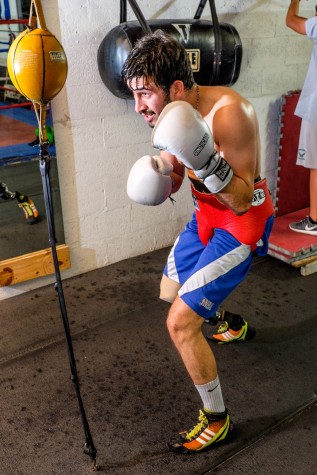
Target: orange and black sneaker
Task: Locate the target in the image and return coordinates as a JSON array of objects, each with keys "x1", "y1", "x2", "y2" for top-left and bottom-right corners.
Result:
[
  {"x1": 167, "y1": 409, "x2": 234, "y2": 454},
  {"x1": 16, "y1": 193, "x2": 39, "y2": 224},
  {"x1": 211, "y1": 320, "x2": 256, "y2": 344}
]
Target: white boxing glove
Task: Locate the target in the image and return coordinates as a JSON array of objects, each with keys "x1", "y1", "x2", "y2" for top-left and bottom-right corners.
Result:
[
  {"x1": 127, "y1": 155, "x2": 173, "y2": 206},
  {"x1": 151, "y1": 101, "x2": 233, "y2": 193}
]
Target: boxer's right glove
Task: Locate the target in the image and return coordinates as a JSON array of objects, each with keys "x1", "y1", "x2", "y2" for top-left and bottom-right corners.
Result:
[
  {"x1": 152, "y1": 101, "x2": 233, "y2": 193},
  {"x1": 127, "y1": 155, "x2": 173, "y2": 206}
]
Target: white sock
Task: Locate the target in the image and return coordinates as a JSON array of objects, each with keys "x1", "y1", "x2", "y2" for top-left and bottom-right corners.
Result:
[{"x1": 195, "y1": 376, "x2": 226, "y2": 413}]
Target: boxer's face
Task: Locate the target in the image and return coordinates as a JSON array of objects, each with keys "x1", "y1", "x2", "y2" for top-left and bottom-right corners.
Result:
[{"x1": 129, "y1": 77, "x2": 169, "y2": 128}]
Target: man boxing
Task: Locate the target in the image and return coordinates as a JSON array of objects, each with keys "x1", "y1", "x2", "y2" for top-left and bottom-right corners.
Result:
[{"x1": 122, "y1": 30, "x2": 274, "y2": 454}]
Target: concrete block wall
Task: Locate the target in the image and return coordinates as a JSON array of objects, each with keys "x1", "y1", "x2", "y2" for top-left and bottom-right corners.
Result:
[{"x1": 1, "y1": 0, "x2": 315, "y2": 299}]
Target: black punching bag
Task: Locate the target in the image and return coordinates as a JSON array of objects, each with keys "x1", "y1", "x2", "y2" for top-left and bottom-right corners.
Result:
[{"x1": 97, "y1": 1, "x2": 243, "y2": 99}]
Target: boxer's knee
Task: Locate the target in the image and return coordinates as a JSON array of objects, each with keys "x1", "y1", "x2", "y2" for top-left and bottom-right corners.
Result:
[
  {"x1": 159, "y1": 274, "x2": 181, "y2": 303},
  {"x1": 166, "y1": 296, "x2": 204, "y2": 349}
]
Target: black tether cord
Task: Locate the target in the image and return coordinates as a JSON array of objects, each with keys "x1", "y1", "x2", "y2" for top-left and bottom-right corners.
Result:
[
  {"x1": 121, "y1": 0, "x2": 152, "y2": 34},
  {"x1": 120, "y1": 0, "x2": 126, "y2": 24},
  {"x1": 208, "y1": 0, "x2": 222, "y2": 84},
  {"x1": 39, "y1": 143, "x2": 98, "y2": 467},
  {"x1": 121, "y1": 0, "x2": 222, "y2": 85},
  {"x1": 194, "y1": 0, "x2": 222, "y2": 85},
  {"x1": 194, "y1": 0, "x2": 208, "y2": 19}
]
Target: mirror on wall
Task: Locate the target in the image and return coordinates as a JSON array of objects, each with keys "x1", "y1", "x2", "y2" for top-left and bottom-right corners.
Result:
[{"x1": 0, "y1": 0, "x2": 69, "y2": 285}]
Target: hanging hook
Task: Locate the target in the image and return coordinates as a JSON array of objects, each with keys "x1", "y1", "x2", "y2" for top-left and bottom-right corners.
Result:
[{"x1": 28, "y1": 0, "x2": 47, "y2": 30}]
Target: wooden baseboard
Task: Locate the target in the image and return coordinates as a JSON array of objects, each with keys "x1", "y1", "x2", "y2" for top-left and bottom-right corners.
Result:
[{"x1": 0, "y1": 244, "x2": 71, "y2": 287}]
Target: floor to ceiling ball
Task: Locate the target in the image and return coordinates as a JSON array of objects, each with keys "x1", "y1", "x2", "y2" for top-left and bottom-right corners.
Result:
[{"x1": 7, "y1": 27, "x2": 68, "y2": 104}]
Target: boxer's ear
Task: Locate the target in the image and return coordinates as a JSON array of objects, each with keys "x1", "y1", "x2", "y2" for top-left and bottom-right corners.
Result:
[{"x1": 170, "y1": 81, "x2": 185, "y2": 100}]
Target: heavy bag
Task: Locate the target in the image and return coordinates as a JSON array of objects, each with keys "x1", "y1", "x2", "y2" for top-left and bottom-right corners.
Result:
[{"x1": 97, "y1": 0, "x2": 242, "y2": 99}]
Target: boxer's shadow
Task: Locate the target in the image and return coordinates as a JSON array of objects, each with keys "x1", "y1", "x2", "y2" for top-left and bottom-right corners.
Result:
[
  {"x1": 253, "y1": 313, "x2": 317, "y2": 344},
  {"x1": 233, "y1": 396, "x2": 317, "y2": 445},
  {"x1": 204, "y1": 313, "x2": 317, "y2": 344}
]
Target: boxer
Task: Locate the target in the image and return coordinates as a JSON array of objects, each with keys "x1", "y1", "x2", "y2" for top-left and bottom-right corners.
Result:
[{"x1": 122, "y1": 30, "x2": 274, "y2": 454}]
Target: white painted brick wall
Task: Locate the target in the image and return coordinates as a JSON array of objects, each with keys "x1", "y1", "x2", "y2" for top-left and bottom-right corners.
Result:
[{"x1": 1, "y1": 0, "x2": 316, "y2": 299}]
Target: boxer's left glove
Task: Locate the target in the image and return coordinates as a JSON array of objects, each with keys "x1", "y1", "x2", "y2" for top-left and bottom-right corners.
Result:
[{"x1": 127, "y1": 155, "x2": 173, "y2": 206}]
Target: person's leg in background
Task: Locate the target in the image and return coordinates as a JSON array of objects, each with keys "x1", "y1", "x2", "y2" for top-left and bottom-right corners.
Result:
[
  {"x1": 289, "y1": 119, "x2": 317, "y2": 235},
  {"x1": 309, "y1": 168, "x2": 317, "y2": 222}
]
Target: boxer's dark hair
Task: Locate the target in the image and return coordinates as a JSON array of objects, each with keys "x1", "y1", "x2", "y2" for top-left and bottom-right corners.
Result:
[{"x1": 122, "y1": 30, "x2": 195, "y2": 96}]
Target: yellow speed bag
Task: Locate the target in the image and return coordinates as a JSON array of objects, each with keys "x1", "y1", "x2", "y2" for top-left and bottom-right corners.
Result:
[{"x1": 7, "y1": 27, "x2": 68, "y2": 104}]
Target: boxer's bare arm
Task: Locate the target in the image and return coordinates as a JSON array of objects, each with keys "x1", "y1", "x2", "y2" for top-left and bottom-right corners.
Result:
[{"x1": 211, "y1": 101, "x2": 258, "y2": 215}]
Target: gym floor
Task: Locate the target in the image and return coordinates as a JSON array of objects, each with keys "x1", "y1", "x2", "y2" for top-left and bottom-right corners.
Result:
[{"x1": 0, "y1": 248, "x2": 316, "y2": 475}]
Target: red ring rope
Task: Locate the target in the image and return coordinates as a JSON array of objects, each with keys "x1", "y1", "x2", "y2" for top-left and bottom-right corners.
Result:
[
  {"x1": 0, "y1": 19, "x2": 28, "y2": 25},
  {"x1": 0, "y1": 86, "x2": 33, "y2": 110},
  {"x1": 0, "y1": 101, "x2": 32, "y2": 110}
]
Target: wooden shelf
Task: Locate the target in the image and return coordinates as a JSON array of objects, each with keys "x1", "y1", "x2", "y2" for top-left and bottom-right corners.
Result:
[{"x1": 0, "y1": 244, "x2": 71, "y2": 286}]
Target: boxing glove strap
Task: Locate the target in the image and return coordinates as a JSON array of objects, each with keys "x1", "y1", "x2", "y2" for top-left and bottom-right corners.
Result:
[
  {"x1": 195, "y1": 155, "x2": 233, "y2": 193},
  {"x1": 189, "y1": 174, "x2": 262, "y2": 194},
  {"x1": 196, "y1": 150, "x2": 219, "y2": 172}
]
